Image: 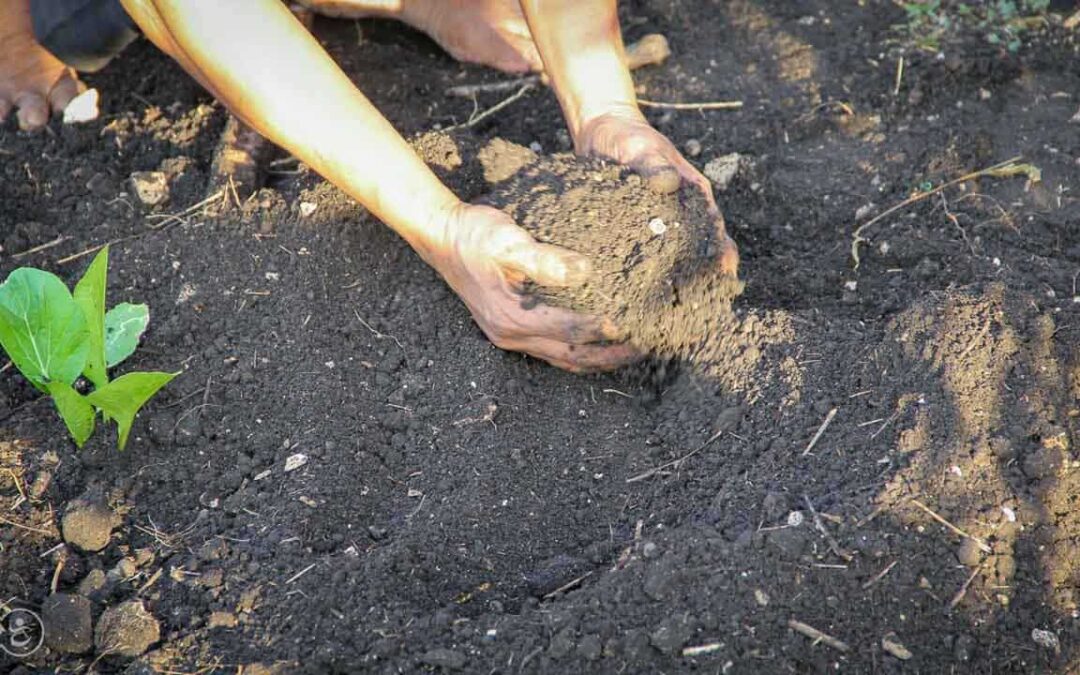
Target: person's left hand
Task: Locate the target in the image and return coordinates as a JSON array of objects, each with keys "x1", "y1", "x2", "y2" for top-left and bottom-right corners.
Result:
[{"x1": 576, "y1": 106, "x2": 739, "y2": 277}]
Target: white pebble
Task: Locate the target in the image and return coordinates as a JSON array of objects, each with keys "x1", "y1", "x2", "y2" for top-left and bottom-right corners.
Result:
[
  {"x1": 844, "y1": 280, "x2": 858, "y2": 291},
  {"x1": 786, "y1": 510, "x2": 804, "y2": 527},
  {"x1": 63, "y1": 88, "x2": 100, "y2": 124},
  {"x1": 284, "y1": 453, "x2": 309, "y2": 472},
  {"x1": 855, "y1": 203, "x2": 876, "y2": 221},
  {"x1": 299, "y1": 201, "x2": 317, "y2": 217},
  {"x1": 648, "y1": 217, "x2": 667, "y2": 235},
  {"x1": 1031, "y1": 628, "x2": 1060, "y2": 652}
]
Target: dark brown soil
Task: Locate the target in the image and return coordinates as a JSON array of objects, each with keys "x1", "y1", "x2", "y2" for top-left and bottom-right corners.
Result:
[
  {"x1": 3, "y1": 2, "x2": 1080, "y2": 674},
  {"x1": 479, "y1": 143, "x2": 743, "y2": 357}
]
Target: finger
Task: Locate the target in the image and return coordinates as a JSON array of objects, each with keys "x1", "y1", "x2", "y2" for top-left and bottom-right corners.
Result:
[
  {"x1": 509, "y1": 301, "x2": 622, "y2": 344},
  {"x1": 715, "y1": 229, "x2": 740, "y2": 278},
  {"x1": 518, "y1": 40, "x2": 544, "y2": 73},
  {"x1": 15, "y1": 93, "x2": 49, "y2": 131},
  {"x1": 498, "y1": 239, "x2": 592, "y2": 287},
  {"x1": 516, "y1": 337, "x2": 641, "y2": 373},
  {"x1": 629, "y1": 154, "x2": 681, "y2": 194},
  {"x1": 646, "y1": 167, "x2": 681, "y2": 194},
  {"x1": 48, "y1": 72, "x2": 83, "y2": 115},
  {"x1": 0, "y1": 97, "x2": 12, "y2": 123},
  {"x1": 502, "y1": 22, "x2": 543, "y2": 72}
]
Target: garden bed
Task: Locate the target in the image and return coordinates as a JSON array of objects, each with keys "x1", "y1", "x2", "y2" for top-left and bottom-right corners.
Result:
[{"x1": 2, "y1": 1, "x2": 1079, "y2": 672}]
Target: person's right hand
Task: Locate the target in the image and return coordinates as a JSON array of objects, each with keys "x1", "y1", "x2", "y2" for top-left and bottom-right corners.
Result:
[{"x1": 428, "y1": 203, "x2": 638, "y2": 372}]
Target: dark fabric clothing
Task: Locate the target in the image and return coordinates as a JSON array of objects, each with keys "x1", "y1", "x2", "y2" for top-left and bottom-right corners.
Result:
[{"x1": 30, "y1": 0, "x2": 137, "y2": 72}]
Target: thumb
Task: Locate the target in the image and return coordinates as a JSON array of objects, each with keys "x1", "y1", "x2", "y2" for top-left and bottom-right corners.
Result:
[{"x1": 497, "y1": 239, "x2": 593, "y2": 287}]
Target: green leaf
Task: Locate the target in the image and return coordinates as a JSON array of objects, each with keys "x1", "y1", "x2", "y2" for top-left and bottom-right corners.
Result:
[
  {"x1": 104, "y1": 303, "x2": 149, "y2": 368},
  {"x1": 86, "y1": 371, "x2": 178, "y2": 449},
  {"x1": 0, "y1": 268, "x2": 88, "y2": 387},
  {"x1": 45, "y1": 380, "x2": 96, "y2": 448},
  {"x1": 74, "y1": 247, "x2": 109, "y2": 389}
]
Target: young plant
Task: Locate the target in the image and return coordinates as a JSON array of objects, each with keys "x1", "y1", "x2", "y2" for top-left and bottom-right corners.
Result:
[
  {"x1": 0, "y1": 247, "x2": 177, "y2": 449},
  {"x1": 900, "y1": 0, "x2": 1052, "y2": 53}
]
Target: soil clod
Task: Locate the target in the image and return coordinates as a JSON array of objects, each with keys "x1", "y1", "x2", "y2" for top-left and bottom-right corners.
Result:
[
  {"x1": 61, "y1": 499, "x2": 116, "y2": 553},
  {"x1": 94, "y1": 600, "x2": 161, "y2": 657},
  {"x1": 41, "y1": 593, "x2": 93, "y2": 654}
]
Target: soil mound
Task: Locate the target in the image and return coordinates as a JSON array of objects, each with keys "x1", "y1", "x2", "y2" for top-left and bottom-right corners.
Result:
[{"x1": 478, "y1": 142, "x2": 744, "y2": 358}]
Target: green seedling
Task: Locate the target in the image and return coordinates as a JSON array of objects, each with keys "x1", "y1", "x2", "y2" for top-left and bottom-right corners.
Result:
[
  {"x1": 0, "y1": 247, "x2": 177, "y2": 449},
  {"x1": 900, "y1": 0, "x2": 1051, "y2": 53}
]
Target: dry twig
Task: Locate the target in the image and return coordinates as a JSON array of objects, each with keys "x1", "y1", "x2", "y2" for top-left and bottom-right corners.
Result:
[
  {"x1": 851, "y1": 156, "x2": 1035, "y2": 269},
  {"x1": 542, "y1": 571, "x2": 593, "y2": 600},
  {"x1": 445, "y1": 83, "x2": 535, "y2": 131},
  {"x1": 803, "y1": 494, "x2": 853, "y2": 562},
  {"x1": 11, "y1": 235, "x2": 70, "y2": 259},
  {"x1": 947, "y1": 565, "x2": 983, "y2": 610},
  {"x1": 637, "y1": 99, "x2": 743, "y2": 110},
  {"x1": 862, "y1": 560, "x2": 898, "y2": 589},
  {"x1": 802, "y1": 407, "x2": 837, "y2": 456},
  {"x1": 0, "y1": 514, "x2": 55, "y2": 536},
  {"x1": 626, "y1": 430, "x2": 723, "y2": 483},
  {"x1": 788, "y1": 619, "x2": 850, "y2": 652},
  {"x1": 910, "y1": 499, "x2": 991, "y2": 553}
]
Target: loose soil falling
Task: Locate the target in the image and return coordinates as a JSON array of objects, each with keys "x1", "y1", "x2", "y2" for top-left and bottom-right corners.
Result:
[{"x1": 2, "y1": 1, "x2": 1079, "y2": 673}]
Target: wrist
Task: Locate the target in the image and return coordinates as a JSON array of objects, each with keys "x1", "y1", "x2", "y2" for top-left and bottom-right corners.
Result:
[{"x1": 405, "y1": 195, "x2": 462, "y2": 267}]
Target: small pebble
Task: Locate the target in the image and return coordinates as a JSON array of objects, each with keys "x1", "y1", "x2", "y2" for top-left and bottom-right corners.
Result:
[
  {"x1": 63, "y1": 88, "x2": 100, "y2": 124},
  {"x1": 684, "y1": 138, "x2": 702, "y2": 157},
  {"x1": 129, "y1": 171, "x2": 170, "y2": 206},
  {"x1": 882, "y1": 633, "x2": 913, "y2": 660},
  {"x1": 284, "y1": 453, "x2": 308, "y2": 472},
  {"x1": 1031, "y1": 628, "x2": 1060, "y2": 653},
  {"x1": 648, "y1": 217, "x2": 667, "y2": 235}
]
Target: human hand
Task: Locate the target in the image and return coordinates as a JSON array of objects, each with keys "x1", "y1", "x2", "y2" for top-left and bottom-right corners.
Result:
[
  {"x1": 428, "y1": 203, "x2": 639, "y2": 372},
  {"x1": 576, "y1": 107, "x2": 739, "y2": 276}
]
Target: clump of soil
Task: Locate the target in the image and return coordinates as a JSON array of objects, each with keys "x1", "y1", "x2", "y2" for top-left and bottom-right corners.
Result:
[{"x1": 479, "y1": 141, "x2": 744, "y2": 358}]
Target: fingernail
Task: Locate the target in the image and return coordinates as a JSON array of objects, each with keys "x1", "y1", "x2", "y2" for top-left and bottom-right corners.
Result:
[{"x1": 718, "y1": 237, "x2": 740, "y2": 277}]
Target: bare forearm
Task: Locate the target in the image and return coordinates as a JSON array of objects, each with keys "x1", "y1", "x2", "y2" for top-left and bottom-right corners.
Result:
[
  {"x1": 519, "y1": 0, "x2": 640, "y2": 143},
  {"x1": 119, "y1": 0, "x2": 456, "y2": 261}
]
